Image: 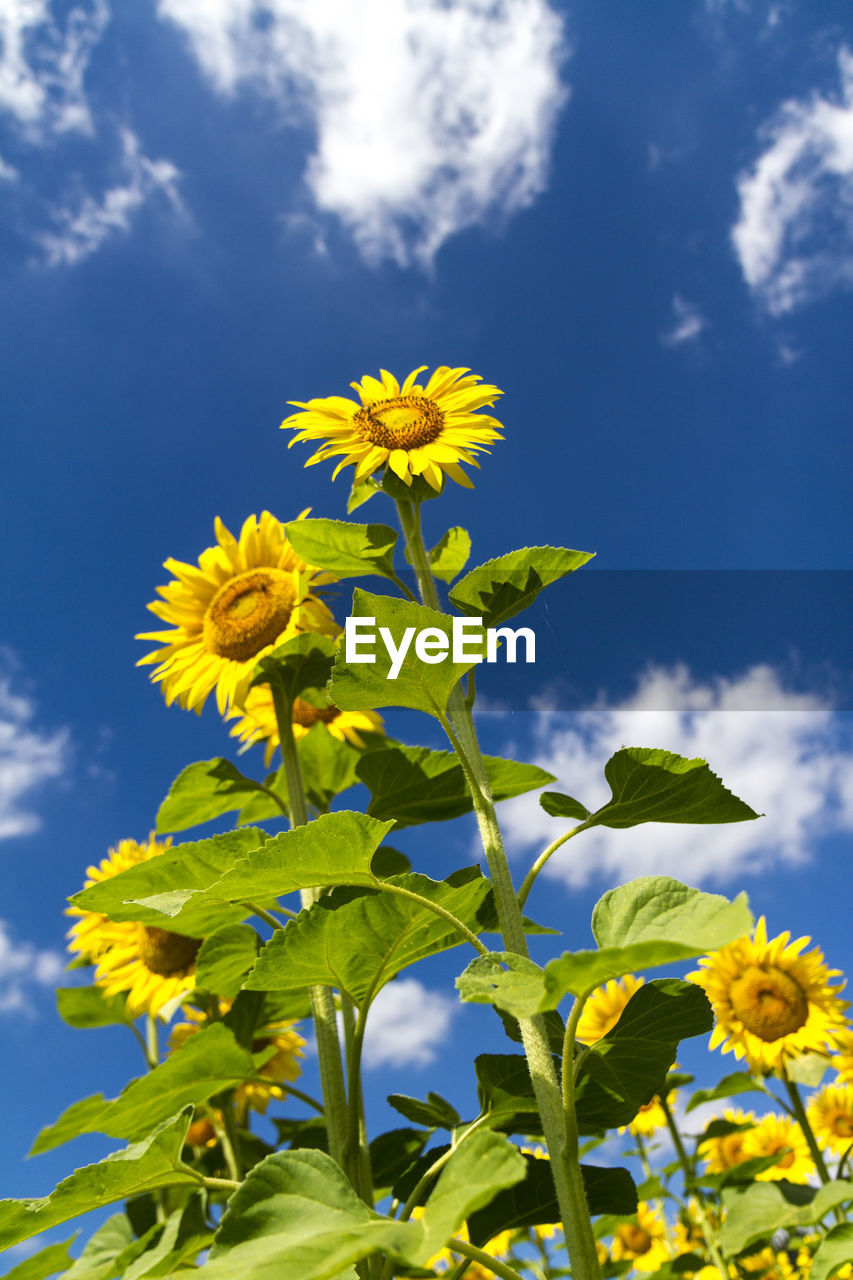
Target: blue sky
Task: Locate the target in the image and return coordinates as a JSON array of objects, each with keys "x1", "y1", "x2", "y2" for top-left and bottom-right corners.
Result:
[{"x1": 2, "y1": 0, "x2": 853, "y2": 1253}]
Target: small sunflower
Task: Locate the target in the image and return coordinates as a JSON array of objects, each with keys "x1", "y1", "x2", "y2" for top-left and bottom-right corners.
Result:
[
  {"x1": 699, "y1": 1108, "x2": 757, "y2": 1174},
  {"x1": 688, "y1": 918, "x2": 848, "y2": 1075},
  {"x1": 623, "y1": 1089, "x2": 676, "y2": 1138},
  {"x1": 807, "y1": 1082, "x2": 853, "y2": 1155},
  {"x1": 137, "y1": 512, "x2": 340, "y2": 715},
  {"x1": 609, "y1": 1203, "x2": 672, "y2": 1273},
  {"x1": 67, "y1": 835, "x2": 201, "y2": 1018},
  {"x1": 743, "y1": 1112, "x2": 815, "y2": 1183},
  {"x1": 282, "y1": 365, "x2": 504, "y2": 491},
  {"x1": 576, "y1": 974, "x2": 645, "y2": 1045},
  {"x1": 227, "y1": 682, "x2": 384, "y2": 768},
  {"x1": 832, "y1": 1029, "x2": 853, "y2": 1085}
]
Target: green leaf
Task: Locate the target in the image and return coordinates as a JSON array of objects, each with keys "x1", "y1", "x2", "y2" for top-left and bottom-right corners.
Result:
[
  {"x1": 30, "y1": 1024, "x2": 258, "y2": 1154},
  {"x1": 195, "y1": 924, "x2": 260, "y2": 998},
  {"x1": 417, "y1": 1130, "x2": 526, "y2": 1254},
  {"x1": 63, "y1": 1214, "x2": 138, "y2": 1280},
  {"x1": 156, "y1": 759, "x2": 277, "y2": 835},
  {"x1": 686, "y1": 1073, "x2": 764, "y2": 1114},
  {"x1": 428, "y1": 528, "x2": 471, "y2": 584},
  {"x1": 285, "y1": 518, "x2": 399, "y2": 582},
  {"x1": 720, "y1": 1181, "x2": 853, "y2": 1255},
  {"x1": 784, "y1": 1053, "x2": 831, "y2": 1088},
  {"x1": 540, "y1": 792, "x2": 591, "y2": 821},
  {"x1": 474, "y1": 1054, "x2": 544, "y2": 1133},
  {"x1": 357, "y1": 745, "x2": 554, "y2": 828},
  {"x1": 122, "y1": 1195, "x2": 210, "y2": 1280},
  {"x1": 386, "y1": 1093, "x2": 460, "y2": 1129},
  {"x1": 0, "y1": 1111, "x2": 198, "y2": 1251},
  {"x1": 246, "y1": 869, "x2": 492, "y2": 1004},
  {"x1": 296, "y1": 726, "x2": 362, "y2": 810},
  {"x1": 449, "y1": 546, "x2": 594, "y2": 628},
  {"x1": 577, "y1": 747, "x2": 760, "y2": 831},
  {"x1": 68, "y1": 827, "x2": 269, "y2": 936},
  {"x1": 130, "y1": 812, "x2": 395, "y2": 923},
  {"x1": 347, "y1": 476, "x2": 381, "y2": 514},
  {"x1": 250, "y1": 634, "x2": 337, "y2": 703},
  {"x1": 56, "y1": 987, "x2": 135, "y2": 1030},
  {"x1": 457, "y1": 952, "x2": 547, "y2": 1019},
  {"x1": 369, "y1": 1129, "x2": 433, "y2": 1196},
  {"x1": 328, "y1": 590, "x2": 479, "y2": 718},
  {"x1": 811, "y1": 1223, "x2": 853, "y2": 1280},
  {"x1": 0, "y1": 1236, "x2": 78, "y2": 1280}
]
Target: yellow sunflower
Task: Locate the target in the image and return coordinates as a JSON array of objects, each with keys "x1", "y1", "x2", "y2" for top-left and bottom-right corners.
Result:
[
  {"x1": 807, "y1": 1082, "x2": 853, "y2": 1155},
  {"x1": 66, "y1": 835, "x2": 201, "y2": 1018},
  {"x1": 832, "y1": 1029, "x2": 853, "y2": 1086},
  {"x1": 171, "y1": 1001, "x2": 305, "y2": 1122},
  {"x1": 576, "y1": 974, "x2": 645, "y2": 1045},
  {"x1": 609, "y1": 1203, "x2": 672, "y2": 1273},
  {"x1": 688, "y1": 918, "x2": 848, "y2": 1075},
  {"x1": 282, "y1": 365, "x2": 504, "y2": 491},
  {"x1": 699, "y1": 1108, "x2": 757, "y2": 1174},
  {"x1": 743, "y1": 1112, "x2": 815, "y2": 1183},
  {"x1": 623, "y1": 1089, "x2": 676, "y2": 1138},
  {"x1": 227, "y1": 682, "x2": 384, "y2": 768},
  {"x1": 137, "y1": 511, "x2": 340, "y2": 715},
  {"x1": 407, "y1": 1208, "x2": 513, "y2": 1279}
]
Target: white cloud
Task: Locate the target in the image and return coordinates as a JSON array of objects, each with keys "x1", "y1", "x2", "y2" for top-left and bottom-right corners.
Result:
[
  {"x1": 0, "y1": 0, "x2": 109, "y2": 139},
  {"x1": 0, "y1": 670, "x2": 67, "y2": 839},
  {"x1": 35, "y1": 126, "x2": 183, "y2": 267},
  {"x1": 732, "y1": 46, "x2": 853, "y2": 313},
  {"x1": 0, "y1": 919, "x2": 64, "y2": 1014},
  {"x1": 500, "y1": 664, "x2": 853, "y2": 889},
  {"x1": 362, "y1": 978, "x2": 456, "y2": 1068},
  {"x1": 157, "y1": 0, "x2": 569, "y2": 266},
  {"x1": 660, "y1": 294, "x2": 706, "y2": 347}
]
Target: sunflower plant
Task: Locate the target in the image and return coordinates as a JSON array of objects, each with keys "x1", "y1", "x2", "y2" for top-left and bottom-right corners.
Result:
[{"x1": 3, "y1": 365, "x2": 853, "y2": 1280}]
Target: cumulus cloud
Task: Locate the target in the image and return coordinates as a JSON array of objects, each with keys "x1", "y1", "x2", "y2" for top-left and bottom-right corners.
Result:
[
  {"x1": 0, "y1": 919, "x2": 64, "y2": 1014},
  {"x1": 732, "y1": 46, "x2": 853, "y2": 313},
  {"x1": 157, "y1": 0, "x2": 568, "y2": 266},
  {"x1": 0, "y1": 670, "x2": 67, "y2": 839},
  {"x1": 362, "y1": 979, "x2": 457, "y2": 1068},
  {"x1": 660, "y1": 294, "x2": 706, "y2": 347},
  {"x1": 35, "y1": 126, "x2": 183, "y2": 267},
  {"x1": 499, "y1": 664, "x2": 853, "y2": 889}
]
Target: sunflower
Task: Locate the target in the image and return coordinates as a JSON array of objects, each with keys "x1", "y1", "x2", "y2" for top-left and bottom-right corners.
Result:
[
  {"x1": 227, "y1": 682, "x2": 384, "y2": 768},
  {"x1": 576, "y1": 974, "x2": 645, "y2": 1045},
  {"x1": 832, "y1": 1029, "x2": 853, "y2": 1085},
  {"x1": 609, "y1": 1203, "x2": 672, "y2": 1273},
  {"x1": 171, "y1": 1001, "x2": 305, "y2": 1122},
  {"x1": 699, "y1": 1108, "x2": 757, "y2": 1174},
  {"x1": 807, "y1": 1082, "x2": 853, "y2": 1155},
  {"x1": 282, "y1": 365, "x2": 504, "y2": 491},
  {"x1": 742, "y1": 1112, "x2": 815, "y2": 1183},
  {"x1": 407, "y1": 1208, "x2": 513, "y2": 1279},
  {"x1": 688, "y1": 918, "x2": 848, "y2": 1075},
  {"x1": 66, "y1": 835, "x2": 201, "y2": 1018},
  {"x1": 623, "y1": 1089, "x2": 676, "y2": 1138},
  {"x1": 137, "y1": 512, "x2": 340, "y2": 715}
]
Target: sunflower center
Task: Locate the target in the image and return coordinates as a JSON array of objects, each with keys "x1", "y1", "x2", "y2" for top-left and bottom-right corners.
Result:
[
  {"x1": 353, "y1": 395, "x2": 444, "y2": 451},
  {"x1": 204, "y1": 568, "x2": 297, "y2": 661},
  {"x1": 720, "y1": 1134, "x2": 747, "y2": 1167},
  {"x1": 832, "y1": 1113, "x2": 853, "y2": 1137},
  {"x1": 619, "y1": 1226, "x2": 652, "y2": 1254},
  {"x1": 137, "y1": 926, "x2": 201, "y2": 977},
  {"x1": 292, "y1": 697, "x2": 340, "y2": 729},
  {"x1": 729, "y1": 964, "x2": 809, "y2": 1042}
]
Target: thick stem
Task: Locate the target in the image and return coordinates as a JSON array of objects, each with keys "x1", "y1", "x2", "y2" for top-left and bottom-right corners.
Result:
[{"x1": 341, "y1": 995, "x2": 374, "y2": 1204}]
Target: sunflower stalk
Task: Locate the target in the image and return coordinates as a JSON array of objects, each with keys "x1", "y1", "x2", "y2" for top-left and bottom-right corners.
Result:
[
  {"x1": 394, "y1": 495, "x2": 603, "y2": 1280},
  {"x1": 660, "y1": 1095, "x2": 729, "y2": 1277}
]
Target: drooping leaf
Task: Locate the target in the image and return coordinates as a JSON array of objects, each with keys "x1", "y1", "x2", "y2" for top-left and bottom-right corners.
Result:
[
  {"x1": 0, "y1": 1235, "x2": 78, "y2": 1280},
  {"x1": 155, "y1": 759, "x2": 280, "y2": 835},
  {"x1": 30, "y1": 1024, "x2": 258, "y2": 1154},
  {"x1": 428, "y1": 528, "x2": 471, "y2": 584},
  {"x1": 250, "y1": 635, "x2": 337, "y2": 703},
  {"x1": 449, "y1": 546, "x2": 594, "y2": 628},
  {"x1": 357, "y1": 745, "x2": 554, "y2": 828},
  {"x1": 284, "y1": 518, "x2": 399, "y2": 583},
  {"x1": 686, "y1": 1073, "x2": 764, "y2": 1114},
  {"x1": 130, "y1": 812, "x2": 395, "y2": 923},
  {"x1": 56, "y1": 987, "x2": 135, "y2": 1031},
  {"x1": 194, "y1": 924, "x2": 260, "y2": 997},
  {"x1": 329, "y1": 590, "x2": 480, "y2": 718},
  {"x1": 246, "y1": 869, "x2": 492, "y2": 1004},
  {"x1": 456, "y1": 953, "x2": 547, "y2": 1019},
  {"x1": 810, "y1": 1223, "x2": 853, "y2": 1280},
  {"x1": 720, "y1": 1181, "x2": 853, "y2": 1255},
  {"x1": 539, "y1": 792, "x2": 591, "y2": 821},
  {"x1": 347, "y1": 476, "x2": 381, "y2": 514},
  {"x1": 386, "y1": 1093, "x2": 460, "y2": 1130},
  {"x1": 0, "y1": 1111, "x2": 198, "y2": 1251}
]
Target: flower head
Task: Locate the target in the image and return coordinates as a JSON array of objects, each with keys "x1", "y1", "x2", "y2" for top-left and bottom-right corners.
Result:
[
  {"x1": 743, "y1": 1112, "x2": 815, "y2": 1182},
  {"x1": 228, "y1": 683, "x2": 383, "y2": 768},
  {"x1": 67, "y1": 835, "x2": 201, "y2": 1018},
  {"x1": 576, "y1": 974, "x2": 644, "y2": 1045},
  {"x1": 807, "y1": 1082, "x2": 853, "y2": 1155},
  {"x1": 282, "y1": 365, "x2": 504, "y2": 491},
  {"x1": 609, "y1": 1203, "x2": 671, "y2": 1272},
  {"x1": 699, "y1": 1108, "x2": 757, "y2": 1174},
  {"x1": 689, "y1": 918, "x2": 848, "y2": 1075},
  {"x1": 137, "y1": 512, "x2": 339, "y2": 715}
]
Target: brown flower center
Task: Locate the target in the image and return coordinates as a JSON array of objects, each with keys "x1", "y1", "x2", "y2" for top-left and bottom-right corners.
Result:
[
  {"x1": 186, "y1": 1117, "x2": 217, "y2": 1146},
  {"x1": 353, "y1": 395, "x2": 444, "y2": 451},
  {"x1": 619, "y1": 1226, "x2": 652, "y2": 1255},
  {"x1": 729, "y1": 964, "x2": 809, "y2": 1041},
  {"x1": 832, "y1": 1113, "x2": 853, "y2": 1138},
  {"x1": 292, "y1": 697, "x2": 340, "y2": 729},
  {"x1": 137, "y1": 925, "x2": 201, "y2": 977},
  {"x1": 203, "y1": 568, "x2": 297, "y2": 661},
  {"x1": 719, "y1": 1133, "x2": 748, "y2": 1167}
]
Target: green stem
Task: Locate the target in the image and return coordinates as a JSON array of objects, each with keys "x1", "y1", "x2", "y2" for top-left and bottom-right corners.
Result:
[
  {"x1": 517, "y1": 828, "x2": 583, "y2": 911},
  {"x1": 341, "y1": 995, "x2": 374, "y2": 1204},
  {"x1": 446, "y1": 1239, "x2": 526, "y2": 1280},
  {"x1": 271, "y1": 683, "x2": 349, "y2": 1173},
  {"x1": 660, "y1": 1096, "x2": 727, "y2": 1277},
  {"x1": 374, "y1": 878, "x2": 490, "y2": 955},
  {"x1": 246, "y1": 902, "x2": 293, "y2": 930},
  {"x1": 394, "y1": 497, "x2": 601, "y2": 1280},
  {"x1": 214, "y1": 1103, "x2": 243, "y2": 1182},
  {"x1": 783, "y1": 1076, "x2": 835, "y2": 1187},
  {"x1": 247, "y1": 1077, "x2": 324, "y2": 1113},
  {"x1": 634, "y1": 1132, "x2": 674, "y2": 1249},
  {"x1": 145, "y1": 1014, "x2": 160, "y2": 1068}
]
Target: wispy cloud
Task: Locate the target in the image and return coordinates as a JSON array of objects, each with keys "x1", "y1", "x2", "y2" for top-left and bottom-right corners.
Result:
[
  {"x1": 35, "y1": 126, "x2": 183, "y2": 267},
  {"x1": 660, "y1": 294, "x2": 707, "y2": 347},
  {"x1": 500, "y1": 664, "x2": 853, "y2": 889},
  {"x1": 362, "y1": 979, "x2": 457, "y2": 1068},
  {"x1": 732, "y1": 45, "x2": 853, "y2": 314},
  {"x1": 0, "y1": 666, "x2": 67, "y2": 840},
  {"x1": 0, "y1": 919, "x2": 64, "y2": 1014},
  {"x1": 157, "y1": 0, "x2": 569, "y2": 267}
]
